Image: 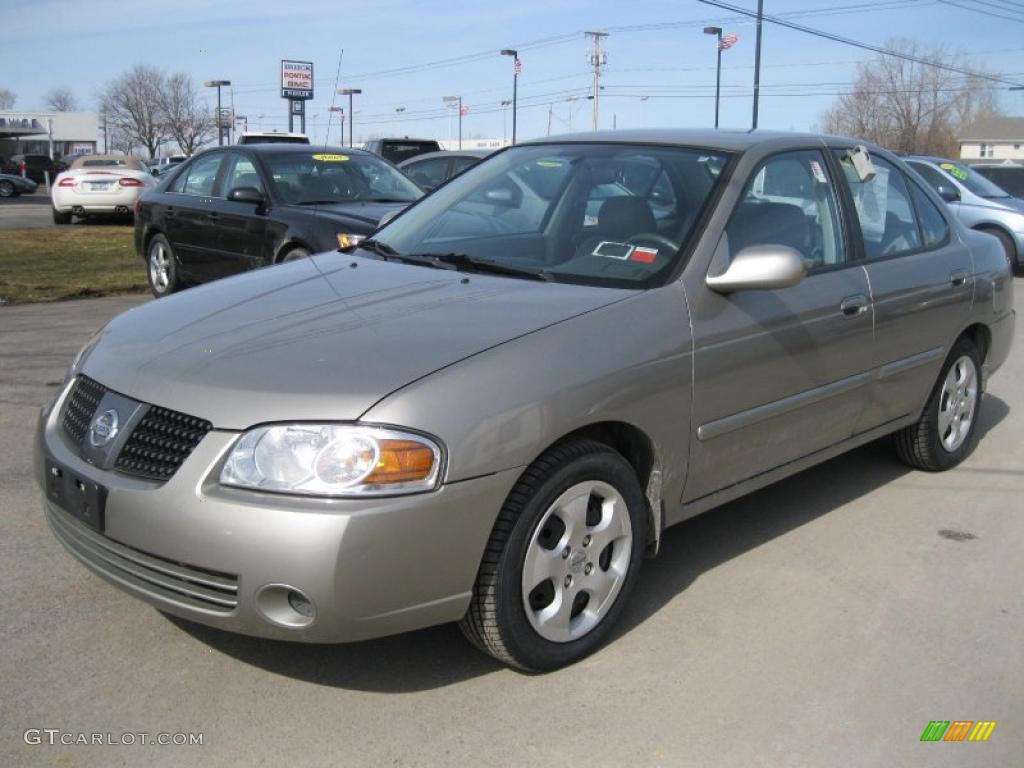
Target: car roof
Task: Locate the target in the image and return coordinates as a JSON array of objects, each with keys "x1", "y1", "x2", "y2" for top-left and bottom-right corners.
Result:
[
  {"x1": 69, "y1": 154, "x2": 147, "y2": 171},
  {"x1": 398, "y1": 149, "x2": 490, "y2": 166},
  {"x1": 229, "y1": 143, "x2": 374, "y2": 157},
  {"x1": 520, "y1": 128, "x2": 853, "y2": 152}
]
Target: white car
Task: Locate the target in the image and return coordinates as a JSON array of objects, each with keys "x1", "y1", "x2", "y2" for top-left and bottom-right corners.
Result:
[{"x1": 52, "y1": 154, "x2": 155, "y2": 224}]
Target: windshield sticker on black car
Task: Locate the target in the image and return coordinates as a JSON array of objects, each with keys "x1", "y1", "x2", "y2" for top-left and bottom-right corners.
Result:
[
  {"x1": 592, "y1": 241, "x2": 633, "y2": 260},
  {"x1": 630, "y1": 246, "x2": 658, "y2": 264},
  {"x1": 312, "y1": 154, "x2": 349, "y2": 162}
]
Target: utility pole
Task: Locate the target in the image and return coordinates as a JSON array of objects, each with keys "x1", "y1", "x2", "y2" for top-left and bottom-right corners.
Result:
[
  {"x1": 752, "y1": 0, "x2": 764, "y2": 130},
  {"x1": 547, "y1": 103, "x2": 553, "y2": 136},
  {"x1": 585, "y1": 31, "x2": 608, "y2": 131}
]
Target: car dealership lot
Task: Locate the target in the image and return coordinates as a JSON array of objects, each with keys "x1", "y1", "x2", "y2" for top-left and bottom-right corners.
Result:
[{"x1": 2, "y1": 292, "x2": 1022, "y2": 766}]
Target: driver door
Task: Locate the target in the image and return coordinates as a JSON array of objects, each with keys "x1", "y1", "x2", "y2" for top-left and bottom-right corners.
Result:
[{"x1": 683, "y1": 149, "x2": 875, "y2": 502}]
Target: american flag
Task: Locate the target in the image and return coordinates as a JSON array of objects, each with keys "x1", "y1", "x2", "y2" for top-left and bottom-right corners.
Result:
[
  {"x1": 719, "y1": 32, "x2": 738, "y2": 51},
  {"x1": 460, "y1": 105, "x2": 470, "y2": 115},
  {"x1": 514, "y1": 58, "x2": 522, "y2": 75}
]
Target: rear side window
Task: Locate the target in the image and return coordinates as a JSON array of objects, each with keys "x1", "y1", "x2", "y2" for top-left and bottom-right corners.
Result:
[
  {"x1": 834, "y1": 152, "x2": 920, "y2": 259},
  {"x1": 908, "y1": 181, "x2": 949, "y2": 248},
  {"x1": 179, "y1": 153, "x2": 223, "y2": 197},
  {"x1": 404, "y1": 158, "x2": 449, "y2": 189}
]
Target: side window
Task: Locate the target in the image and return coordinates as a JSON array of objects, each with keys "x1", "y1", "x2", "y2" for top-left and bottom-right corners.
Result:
[
  {"x1": 726, "y1": 150, "x2": 845, "y2": 270},
  {"x1": 907, "y1": 161, "x2": 949, "y2": 193},
  {"x1": 405, "y1": 158, "x2": 449, "y2": 190},
  {"x1": 834, "y1": 152, "x2": 920, "y2": 259},
  {"x1": 181, "y1": 153, "x2": 224, "y2": 197},
  {"x1": 908, "y1": 180, "x2": 949, "y2": 248},
  {"x1": 450, "y1": 156, "x2": 478, "y2": 175},
  {"x1": 223, "y1": 154, "x2": 264, "y2": 195}
]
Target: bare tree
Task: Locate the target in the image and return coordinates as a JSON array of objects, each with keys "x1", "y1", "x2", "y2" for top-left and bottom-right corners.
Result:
[
  {"x1": 46, "y1": 87, "x2": 78, "y2": 112},
  {"x1": 100, "y1": 66, "x2": 167, "y2": 159},
  {"x1": 0, "y1": 88, "x2": 15, "y2": 110},
  {"x1": 821, "y1": 39, "x2": 1001, "y2": 156},
  {"x1": 158, "y1": 73, "x2": 215, "y2": 155}
]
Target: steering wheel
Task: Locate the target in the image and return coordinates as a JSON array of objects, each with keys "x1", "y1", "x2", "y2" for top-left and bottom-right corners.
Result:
[{"x1": 627, "y1": 233, "x2": 679, "y2": 259}]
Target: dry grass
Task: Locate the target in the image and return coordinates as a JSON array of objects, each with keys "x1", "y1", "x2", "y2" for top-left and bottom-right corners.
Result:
[{"x1": 0, "y1": 226, "x2": 147, "y2": 304}]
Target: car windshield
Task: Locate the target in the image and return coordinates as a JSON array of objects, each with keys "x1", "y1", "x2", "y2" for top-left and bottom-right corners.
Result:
[
  {"x1": 975, "y1": 166, "x2": 1024, "y2": 198},
  {"x1": 939, "y1": 161, "x2": 1009, "y2": 198},
  {"x1": 368, "y1": 143, "x2": 730, "y2": 289},
  {"x1": 263, "y1": 151, "x2": 423, "y2": 205}
]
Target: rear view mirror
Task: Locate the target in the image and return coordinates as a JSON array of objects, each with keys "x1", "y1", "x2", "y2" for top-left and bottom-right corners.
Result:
[
  {"x1": 227, "y1": 186, "x2": 265, "y2": 205},
  {"x1": 706, "y1": 245, "x2": 806, "y2": 293},
  {"x1": 936, "y1": 184, "x2": 960, "y2": 203}
]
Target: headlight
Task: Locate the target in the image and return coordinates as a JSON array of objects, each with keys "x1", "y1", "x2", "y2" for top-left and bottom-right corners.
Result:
[
  {"x1": 336, "y1": 233, "x2": 366, "y2": 249},
  {"x1": 220, "y1": 424, "x2": 442, "y2": 497}
]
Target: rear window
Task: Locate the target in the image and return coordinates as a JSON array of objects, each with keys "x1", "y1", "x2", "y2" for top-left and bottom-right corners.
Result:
[
  {"x1": 381, "y1": 141, "x2": 442, "y2": 164},
  {"x1": 82, "y1": 159, "x2": 128, "y2": 167}
]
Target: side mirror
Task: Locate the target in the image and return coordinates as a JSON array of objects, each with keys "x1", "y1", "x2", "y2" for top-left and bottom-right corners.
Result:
[
  {"x1": 936, "y1": 184, "x2": 960, "y2": 203},
  {"x1": 706, "y1": 245, "x2": 807, "y2": 293},
  {"x1": 483, "y1": 187, "x2": 515, "y2": 205},
  {"x1": 227, "y1": 186, "x2": 265, "y2": 206}
]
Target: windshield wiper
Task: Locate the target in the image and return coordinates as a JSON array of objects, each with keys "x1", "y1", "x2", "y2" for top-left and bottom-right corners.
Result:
[
  {"x1": 402, "y1": 252, "x2": 553, "y2": 281},
  {"x1": 295, "y1": 199, "x2": 340, "y2": 206},
  {"x1": 357, "y1": 238, "x2": 400, "y2": 258},
  {"x1": 354, "y1": 197, "x2": 414, "y2": 203}
]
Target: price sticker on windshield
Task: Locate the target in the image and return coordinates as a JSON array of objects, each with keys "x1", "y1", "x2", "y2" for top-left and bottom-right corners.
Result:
[
  {"x1": 312, "y1": 154, "x2": 349, "y2": 162},
  {"x1": 940, "y1": 162, "x2": 968, "y2": 181}
]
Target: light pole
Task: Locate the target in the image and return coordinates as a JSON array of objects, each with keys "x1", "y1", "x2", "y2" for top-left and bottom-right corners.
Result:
[
  {"x1": 337, "y1": 88, "x2": 362, "y2": 147},
  {"x1": 752, "y1": 0, "x2": 764, "y2": 130},
  {"x1": 204, "y1": 80, "x2": 231, "y2": 145},
  {"x1": 501, "y1": 100, "x2": 511, "y2": 143},
  {"x1": 328, "y1": 106, "x2": 344, "y2": 145},
  {"x1": 703, "y1": 27, "x2": 723, "y2": 129},
  {"x1": 443, "y1": 96, "x2": 463, "y2": 149},
  {"x1": 501, "y1": 49, "x2": 519, "y2": 144}
]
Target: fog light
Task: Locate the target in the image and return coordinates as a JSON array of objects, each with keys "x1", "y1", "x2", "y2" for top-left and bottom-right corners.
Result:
[{"x1": 287, "y1": 589, "x2": 314, "y2": 618}]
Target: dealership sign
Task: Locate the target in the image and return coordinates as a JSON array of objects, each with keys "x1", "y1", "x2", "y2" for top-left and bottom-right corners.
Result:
[{"x1": 281, "y1": 60, "x2": 314, "y2": 100}]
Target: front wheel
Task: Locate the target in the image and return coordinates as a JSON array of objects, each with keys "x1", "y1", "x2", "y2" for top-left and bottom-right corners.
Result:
[
  {"x1": 147, "y1": 234, "x2": 180, "y2": 297},
  {"x1": 894, "y1": 338, "x2": 982, "y2": 471},
  {"x1": 459, "y1": 440, "x2": 647, "y2": 671}
]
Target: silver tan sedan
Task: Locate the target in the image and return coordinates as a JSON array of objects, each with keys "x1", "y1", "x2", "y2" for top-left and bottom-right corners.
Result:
[{"x1": 36, "y1": 130, "x2": 1015, "y2": 671}]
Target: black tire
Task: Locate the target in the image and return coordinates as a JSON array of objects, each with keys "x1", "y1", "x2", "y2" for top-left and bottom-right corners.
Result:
[
  {"x1": 146, "y1": 234, "x2": 180, "y2": 298},
  {"x1": 979, "y1": 227, "x2": 1020, "y2": 276},
  {"x1": 52, "y1": 207, "x2": 72, "y2": 225},
  {"x1": 459, "y1": 439, "x2": 648, "y2": 671},
  {"x1": 893, "y1": 337, "x2": 983, "y2": 472},
  {"x1": 279, "y1": 246, "x2": 310, "y2": 263},
  {"x1": 0, "y1": 180, "x2": 15, "y2": 198}
]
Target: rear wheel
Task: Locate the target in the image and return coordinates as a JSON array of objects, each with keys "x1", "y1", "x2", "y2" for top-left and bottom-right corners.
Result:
[
  {"x1": 459, "y1": 440, "x2": 647, "y2": 671},
  {"x1": 52, "y1": 207, "x2": 71, "y2": 225},
  {"x1": 894, "y1": 338, "x2": 982, "y2": 471},
  {"x1": 0, "y1": 180, "x2": 15, "y2": 198},
  {"x1": 146, "y1": 234, "x2": 180, "y2": 298}
]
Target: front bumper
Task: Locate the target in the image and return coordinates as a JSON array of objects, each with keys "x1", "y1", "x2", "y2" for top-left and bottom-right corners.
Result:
[{"x1": 35, "y1": 391, "x2": 520, "y2": 643}]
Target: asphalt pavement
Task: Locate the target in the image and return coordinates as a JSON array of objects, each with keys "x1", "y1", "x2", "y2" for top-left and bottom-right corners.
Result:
[
  {"x1": 1, "y1": 290, "x2": 1021, "y2": 767},
  {"x1": 0, "y1": 194, "x2": 135, "y2": 229}
]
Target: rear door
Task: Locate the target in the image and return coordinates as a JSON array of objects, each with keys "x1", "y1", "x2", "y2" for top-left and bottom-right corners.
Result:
[
  {"x1": 163, "y1": 152, "x2": 227, "y2": 281},
  {"x1": 832, "y1": 150, "x2": 973, "y2": 431},
  {"x1": 684, "y1": 148, "x2": 876, "y2": 502}
]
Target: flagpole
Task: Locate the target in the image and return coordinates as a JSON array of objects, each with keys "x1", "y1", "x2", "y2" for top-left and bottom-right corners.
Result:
[{"x1": 715, "y1": 31, "x2": 723, "y2": 129}]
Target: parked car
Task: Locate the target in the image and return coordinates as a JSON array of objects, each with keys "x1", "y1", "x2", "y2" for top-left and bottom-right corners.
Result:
[
  {"x1": 237, "y1": 131, "x2": 309, "y2": 145},
  {"x1": 972, "y1": 163, "x2": 1024, "y2": 199},
  {"x1": 148, "y1": 155, "x2": 188, "y2": 176},
  {"x1": 0, "y1": 172, "x2": 38, "y2": 198},
  {"x1": 905, "y1": 156, "x2": 1024, "y2": 274},
  {"x1": 1, "y1": 153, "x2": 67, "y2": 184},
  {"x1": 398, "y1": 149, "x2": 490, "y2": 191},
  {"x1": 51, "y1": 154, "x2": 155, "y2": 224},
  {"x1": 37, "y1": 130, "x2": 1014, "y2": 671},
  {"x1": 134, "y1": 144, "x2": 422, "y2": 296},
  {"x1": 363, "y1": 138, "x2": 442, "y2": 164}
]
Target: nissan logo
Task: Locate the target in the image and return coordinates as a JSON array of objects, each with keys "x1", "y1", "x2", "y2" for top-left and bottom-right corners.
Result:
[{"x1": 88, "y1": 409, "x2": 120, "y2": 447}]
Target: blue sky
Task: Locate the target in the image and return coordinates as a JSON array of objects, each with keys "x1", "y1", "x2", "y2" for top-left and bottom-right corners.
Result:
[{"x1": 5, "y1": 0, "x2": 1024, "y2": 145}]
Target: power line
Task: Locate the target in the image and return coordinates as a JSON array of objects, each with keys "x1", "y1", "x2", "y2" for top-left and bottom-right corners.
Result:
[
  {"x1": 939, "y1": 0, "x2": 1024, "y2": 21},
  {"x1": 698, "y1": 0, "x2": 1024, "y2": 87}
]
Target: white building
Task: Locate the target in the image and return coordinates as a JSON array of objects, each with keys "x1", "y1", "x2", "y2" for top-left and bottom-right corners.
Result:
[
  {"x1": 438, "y1": 138, "x2": 510, "y2": 151},
  {"x1": 959, "y1": 116, "x2": 1024, "y2": 163},
  {"x1": 0, "y1": 111, "x2": 98, "y2": 160}
]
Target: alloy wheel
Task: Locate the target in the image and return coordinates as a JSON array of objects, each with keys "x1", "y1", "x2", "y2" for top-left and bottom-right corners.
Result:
[
  {"x1": 149, "y1": 243, "x2": 170, "y2": 293},
  {"x1": 938, "y1": 355, "x2": 978, "y2": 453}
]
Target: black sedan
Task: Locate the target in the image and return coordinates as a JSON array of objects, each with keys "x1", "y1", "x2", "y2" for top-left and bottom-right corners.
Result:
[
  {"x1": 134, "y1": 144, "x2": 423, "y2": 297},
  {"x1": 398, "y1": 149, "x2": 491, "y2": 192}
]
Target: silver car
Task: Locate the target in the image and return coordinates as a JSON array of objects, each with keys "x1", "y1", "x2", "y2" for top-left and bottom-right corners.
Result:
[
  {"x1": 36, "y1": 130, "x2": 1015, "y2": 671},
  {"x1": 906, "y1": 156, "x2": 1024, "y2": 275}
]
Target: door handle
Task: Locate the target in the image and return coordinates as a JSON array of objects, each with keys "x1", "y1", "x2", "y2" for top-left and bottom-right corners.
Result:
[
  {"x1": 840, "y1": 294, "x2": 868, "y2": 317},
  {"x1": 950, "y1": 269, "x2": 968, "y2": 287}
]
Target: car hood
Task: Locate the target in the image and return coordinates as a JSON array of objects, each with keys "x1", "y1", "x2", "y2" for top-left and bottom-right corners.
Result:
[
  {"x1": 299, "y1": 200, "x2": 411, "y2": 229},
  {"x1": 78, "y1": 253, "x2": 629, "y2": 429}
]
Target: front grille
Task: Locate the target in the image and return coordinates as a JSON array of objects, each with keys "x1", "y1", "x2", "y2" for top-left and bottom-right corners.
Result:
[
  {"x1": 115, "y1": 406, "x2": 213, "y2": 481},
  {"x1": 60, "y1": 376, "x2": 212, "y2": 482},
  {"x1": 47, "y1": 503, "x2": 238, "y2": 614},
  {"x1": 61, "y1": 375, "x2": 106, "y2": 446}
]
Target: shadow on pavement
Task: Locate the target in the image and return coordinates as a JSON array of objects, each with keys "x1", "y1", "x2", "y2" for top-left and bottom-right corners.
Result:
[{"x1": 168, "y1": 395, "x2": 1010, "y2": 692}]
